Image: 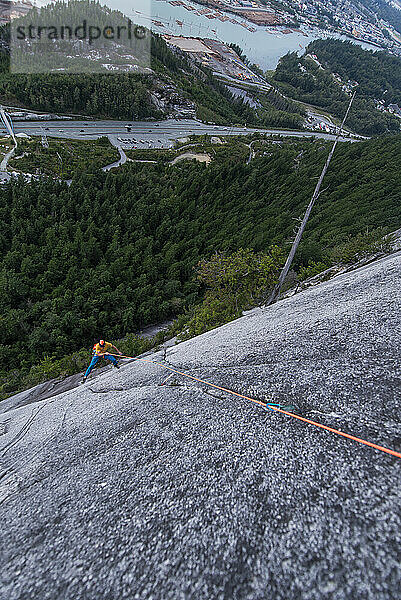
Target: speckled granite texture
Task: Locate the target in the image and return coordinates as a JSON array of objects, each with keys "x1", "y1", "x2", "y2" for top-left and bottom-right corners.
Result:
[{"x1": 1, "y1": 252, "x2": 400, "y2": 600}]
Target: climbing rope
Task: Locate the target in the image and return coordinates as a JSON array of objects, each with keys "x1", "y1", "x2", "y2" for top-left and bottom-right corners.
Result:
[{"x1": 104, "y1": 353, "x2": 401, "y2": 459}]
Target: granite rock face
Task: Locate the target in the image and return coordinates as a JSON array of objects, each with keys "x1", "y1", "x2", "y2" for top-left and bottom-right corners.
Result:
[{"x1": 1, "y1": 252, "x2": 400, "y2": 600}]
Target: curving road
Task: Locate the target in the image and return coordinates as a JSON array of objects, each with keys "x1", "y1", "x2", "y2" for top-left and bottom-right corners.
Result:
[{"x1": 102, "y1": 146, "x2": 128, "y2": 171}]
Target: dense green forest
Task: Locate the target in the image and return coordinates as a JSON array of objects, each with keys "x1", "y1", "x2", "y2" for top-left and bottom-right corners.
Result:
[
  {"x1": 273, "y1": 40, "x2": 401, "y2": 135},
  {"x1": 1, "y1": 134, "x2": 400, "y2": 396},
  {"x1": 9, "y1": 136, "x2": 118, "y2": 178},
  {"x1": 307, "y1": 39, "x2": 401, "y2": 105},
  {"x1": 0, "y1": 1, "x2": 303, "y2": 128},
  {"x1": 0, "y1": 31, "x2": 254, "y2": 124}
]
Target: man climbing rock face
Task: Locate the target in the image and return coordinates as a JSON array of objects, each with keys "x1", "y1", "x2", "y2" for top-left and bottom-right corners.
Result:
[{"x1": 82, "y1": 339, "x2": 122, "y2": 383}]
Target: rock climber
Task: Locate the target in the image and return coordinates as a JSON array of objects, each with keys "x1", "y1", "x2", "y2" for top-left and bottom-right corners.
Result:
[{"x1": 82, "y1": 339, "x2": 122, "y2": 383}]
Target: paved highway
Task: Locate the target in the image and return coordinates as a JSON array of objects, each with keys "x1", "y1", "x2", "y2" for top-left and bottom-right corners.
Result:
[{"x1": 0, "y1": 118, "x2": 355, "y2": 149}]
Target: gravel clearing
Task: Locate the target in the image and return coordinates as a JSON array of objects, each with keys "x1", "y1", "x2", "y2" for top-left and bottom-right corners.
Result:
[{"x1": 0, "y1": 252, "x2": 400, "y2": 600}]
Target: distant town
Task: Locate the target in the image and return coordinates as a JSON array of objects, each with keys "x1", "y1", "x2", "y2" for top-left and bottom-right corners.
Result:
[
  {"x1": 288, "y1": 0, "x2": 401, "y2": 52},
  {"x1": 154, "y1": 0, "x2": 401, "y2": 56}
]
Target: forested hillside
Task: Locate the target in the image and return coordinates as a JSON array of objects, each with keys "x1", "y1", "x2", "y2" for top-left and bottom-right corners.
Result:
[
  {"x1": 308, "y1": 39, "x2": 401, "y2": 105},
  {"x1": 359, "y1": 0, "x2": 401, "y2": 34},
  {"x1": 1, "y1": 134, "x2": 400, "y2": 392},
  {"x1": 273, "y1": 40, "x2": 401, "y2": 135},
  {"x1": 0, "y1": 29, "x2": 254, "y2": 124}
]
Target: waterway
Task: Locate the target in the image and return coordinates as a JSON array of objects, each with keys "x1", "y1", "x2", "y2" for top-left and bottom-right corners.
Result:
[
  {"x1": 34, "y1": 0, "x2": 382, "y2": 70},
  {"x1": 105, "y1": 0, "x2": 381, "y2": 69}
]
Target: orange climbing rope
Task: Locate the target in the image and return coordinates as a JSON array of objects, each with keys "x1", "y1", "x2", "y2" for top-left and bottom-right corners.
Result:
[{"x1": 105, "y1": 353, "x2": 401, "y2": 459}]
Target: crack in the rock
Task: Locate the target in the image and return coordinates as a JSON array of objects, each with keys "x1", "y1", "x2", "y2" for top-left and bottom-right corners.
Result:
[
  {"x1": 201, "y1": 389, "x2": 228, "y2": 402},
  {"x1": 87, "y1": 387, "x2": 128, "y2": 394},
  {"x1": 0, "y1": 393, "x2": 79, "y2": 505},
  {"x1": 0, "y1": 467, "x2": 12, "y2": 482},
  {"x1": 0, "y1": 421, "x2": 9, "y2": 436}
]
